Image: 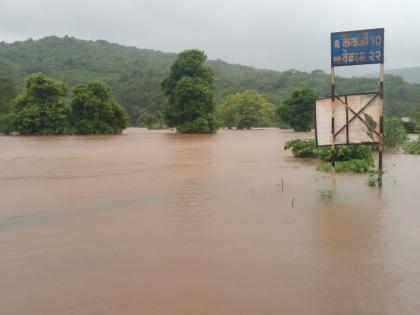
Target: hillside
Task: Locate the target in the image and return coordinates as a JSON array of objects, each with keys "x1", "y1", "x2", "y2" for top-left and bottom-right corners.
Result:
[
  {"x1": 386, "y1": 67, "x2": 420, "y2": 84},
  {"x1": 1, "y1": 36, "x2": 420, "y2": 122}
]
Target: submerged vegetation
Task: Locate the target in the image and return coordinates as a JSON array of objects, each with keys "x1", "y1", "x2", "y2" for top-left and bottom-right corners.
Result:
[
  {"x1": 277, "y1": 88, "x2": 318, "y2": 131},
  {"x1": 284, "y1": 139, "x2": 374, "y2": 174},
  {"x1": 404, "y1": 139, "x2": 420, "y2": 154},
  {"x1": 284, "y1": 139, "x2": 372, "y2": 161},
  {"x1": 1, "y1": 73, "x2": 128, "y2": 135},
  {"x1": 217, "y1": 90, "x2": 275, "y2": 129},
  {"x1": 384, "y1": 117, "x2": 408, "y2": 150},
  {"x1": 161, "y1": 49, "x2": 218, "y2": 134}
]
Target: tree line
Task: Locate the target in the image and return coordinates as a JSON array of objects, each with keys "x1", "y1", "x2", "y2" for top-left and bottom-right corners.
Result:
[
  {"x1": 1, "y1": 36, "x2": 420, "y2": 126},
  {"x1": 1, "y1": 44, "x2": 420, "y2": 136},
  {"x1": 0, "y1": 73, "x2": 128, "y2": 135}
]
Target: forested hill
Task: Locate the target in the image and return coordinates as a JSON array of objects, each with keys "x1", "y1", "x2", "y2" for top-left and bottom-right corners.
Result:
[
  {"x1": 1, "y1": 36, "x2": 419, "y2": 122},
  {"x1": 386, "y1": 67, "x2": 420, "y2": 84}
]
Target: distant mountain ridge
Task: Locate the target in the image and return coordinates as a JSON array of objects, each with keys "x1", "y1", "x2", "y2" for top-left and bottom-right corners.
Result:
[{"x1": 0, "y1": 36, "x2": 419, "y2": 122}]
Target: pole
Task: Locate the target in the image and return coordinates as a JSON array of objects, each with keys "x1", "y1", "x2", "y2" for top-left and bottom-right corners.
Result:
[
  {"x1": 331, "y1": 67, "x2": 336, "y2": 185},
  {"x1": 378, "y1": 63, "x2": 384, "y2": 185}
]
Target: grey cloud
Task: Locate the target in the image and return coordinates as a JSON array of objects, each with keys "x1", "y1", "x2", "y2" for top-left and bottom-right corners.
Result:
[{"x1": 0, "y1": 0, "x2": 419, "y2": 73}]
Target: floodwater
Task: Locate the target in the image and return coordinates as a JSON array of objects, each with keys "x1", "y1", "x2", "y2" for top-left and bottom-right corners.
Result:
[{"x1": 1, "y1": 128, "x2": 420, "y2": 315}]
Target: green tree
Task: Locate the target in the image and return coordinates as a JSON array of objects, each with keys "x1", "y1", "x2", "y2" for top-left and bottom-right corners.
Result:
[
  {"x1": 277, "y1": 87, "x2": 318, "y2": 131},
  {"x1": 12, "y1": 73, "x2": 70, "y2": 135},
  {"x1": 161, "y1": 49, "x2": 217, "y2": 133},
  {"x1": 218, "y1": 90, "x2": 275, "y2": 129},
  {"x1": 0, "y1": 77, "x2": 18, "y2": 134},
  {"x1": 384, "y1": 117, "x2": 407, "y2": 150},
  {"x1": 0, "y1": 77, "x2": 17, "y2": 114},
  {"x1": 70, "y1": 81, "x2": 128, "y2": 134}
]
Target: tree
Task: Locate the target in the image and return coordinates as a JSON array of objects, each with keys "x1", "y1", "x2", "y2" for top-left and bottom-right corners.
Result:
[
  {"x1": 13, "y1": 73, "x2": 70, "y2": 135},
  {"x1": 0, "y1": 77, "x2": 17, "y2": 114},
  {"x1": 277, "y1": 87, "x2": 318, "y2": 131},
  {"x1": 161, "y1": 49, "x2": 217, "y2": 133},
  {"x1": 0, "y1": 77, "x2": 18, "y2": 134},
  {"x1": 218, "y1": 90, "x2": 275, "y2": 129},
  {"x1": 384, "y1": 117, "x2": 407, "y2": 150},
  {"x1": 70, "y1": 81, "x2": 128, "y2": 134}
]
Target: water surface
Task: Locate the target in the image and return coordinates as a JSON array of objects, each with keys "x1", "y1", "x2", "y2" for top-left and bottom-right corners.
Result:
[{"x1": 1, "y1": 128, "x2": 420, "y2": 314}]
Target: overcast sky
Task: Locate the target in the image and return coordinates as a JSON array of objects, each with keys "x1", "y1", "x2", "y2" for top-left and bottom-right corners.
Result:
[{"x1": 1, "y1": 0, "x2": 419, "y2": 75}]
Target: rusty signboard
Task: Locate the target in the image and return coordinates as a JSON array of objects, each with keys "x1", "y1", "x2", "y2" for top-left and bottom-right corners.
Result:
[
  {"x1": 331, "y1": 28, "x2": 384, "y2": 67},
  {"x1": 315, "y1": 93, "x2": 380, "y2": 146}
]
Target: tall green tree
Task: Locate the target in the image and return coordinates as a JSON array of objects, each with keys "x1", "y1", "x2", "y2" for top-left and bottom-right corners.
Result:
[
  {"x1": 13, "y1": 73, "x2": 70, "y2": 135},
  {"x1": 70, "y1": 81, "x2": 128, "y2": 134},
  {"x1": 218, "y1": 90, "x2": 275, "y2": 129},
  {"x1": 161, "y1": 49, "x2": 217, "y2": 133},
  {"x1": 277, "y1": 87, "x2": 318, "y2": 132}
]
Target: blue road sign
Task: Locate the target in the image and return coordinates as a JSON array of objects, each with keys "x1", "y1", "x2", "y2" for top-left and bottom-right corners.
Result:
[{"x1": 331, "y1": 28, "x2": 384, "y2": 67}]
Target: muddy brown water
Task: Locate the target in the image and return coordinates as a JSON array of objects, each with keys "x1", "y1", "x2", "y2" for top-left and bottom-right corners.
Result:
[{"x1": 1, "y1": 128, "x2": 420, "y2": 315}]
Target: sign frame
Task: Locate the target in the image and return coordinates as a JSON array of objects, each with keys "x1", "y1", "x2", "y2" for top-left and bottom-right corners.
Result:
[{"x1": 314, "y1": 92, "x2": 381, "y2": 147}]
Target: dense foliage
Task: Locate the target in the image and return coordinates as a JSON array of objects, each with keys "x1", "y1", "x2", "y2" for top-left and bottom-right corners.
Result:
[
  {"x1": 316, "y1": 159, "x2": 374, "y2": 173},
  {"x1": 218, "y1": 90, "x2": 275, "y2": 128},
  {"x1": 404, "y1": 139, "x2": 420, "y2": 154},
  {"x1": 0, "y1": 76, "x2": 17, "y2": 114},
  {"x1": 284, "y1": 139, "x2": 373, "y2": 161},
  {"x1": 12, "y1": 73, "x2": 70, "y2": 135},
  {"x1": 0, "y1": 73, "x2": 128, "y2": 135},
  {"x1": 383, "y1": 118, "x2": 407, "y2": 150},
  {"x1": 161, "y1": 49, "x2": 217, "y2": 133},
  {"x1": 71, "y1": 81, "x2": 128, "y2": 134},
  {"x1": 1, "y1": 37, "x2": 420, "y2": 124},
  {"x1": 277, "y1": 88, "x2": 318, "y2": 131},
  {"x1": 284, "y1": 139, "x2": 374, "y2": 173}
]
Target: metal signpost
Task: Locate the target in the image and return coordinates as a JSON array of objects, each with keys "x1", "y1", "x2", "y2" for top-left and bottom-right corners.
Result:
[{"x1": 323, "y1": 28, "x2": 384, "y2": 185}]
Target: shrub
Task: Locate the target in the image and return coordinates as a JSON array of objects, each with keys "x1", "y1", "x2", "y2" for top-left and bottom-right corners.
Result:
[
  {"x1": 404, "y1": 139, "x2": 420, "y2": 154},
  {"x1": 71, "y1": 81, "x2": 128, "y2": 134},
  {"x1": 384, "y1": 117, "x2": 407, "y2": 150},
  {"x1": 284, "y1": 139, "x2": 372, "y2": 161},
  {"x1": 12, "y1": 73, "x2": 71, "y2": 135},
  {"x1": 317, "y1": 159, "x2": 374, "y2": 173}
]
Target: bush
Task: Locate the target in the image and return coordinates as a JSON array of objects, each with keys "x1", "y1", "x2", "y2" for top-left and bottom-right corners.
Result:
[
  {"x1": 285, "y1": 139, "x2": 374, "y2": 174},
  {"x1": 0, "y1": 113, "x2": 15, "y2": 134},
  {"x1": 12, "y1": 73, "x2": 71, "y2": 135},
  {"x1": 176, "y1": 114, "x2": 218, "y2": 134},
  {"x1": 317, "y1": 159, "x2": 374, "y2": 173},
  {"x1": 402, "y1": 120, "x2": 417, "y2": 134},
  {"x1": 218, "y1": 90, "x2": 275, "y2": 129},
  {"x1": 384, "y1": 117, "x2": 407, "y2": 150},
  {"x1": 404, "y1": 139, "x2": 420, "y2": 154},
  {"x1": 277, "y1": 88, "x2": 318, "y2": 132},
  {"x1": 284, "y1": 139, "x2": 373, "y2": 161},
  {"x1": 71, "y1": 81, "x2": 128, "y2": 134}
]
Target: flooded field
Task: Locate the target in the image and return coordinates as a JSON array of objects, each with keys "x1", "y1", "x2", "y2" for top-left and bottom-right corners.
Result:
[{"x1": 1, "y1": 128, "x2": 420, "y2": 315}]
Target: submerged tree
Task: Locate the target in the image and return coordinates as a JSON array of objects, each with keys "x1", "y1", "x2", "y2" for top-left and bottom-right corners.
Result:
[
  {"x1": 70, "y1": 81, "x2": 128, "y2": 134},
  {"x1": 161, "y1": 49, "x2": 217, "y2": 133},
  {"x1": 277, "y1": 87, "x2": 318, "y2": 132},
  {"x1": 13, "y1": 73, "x2": 70, "y2": 135},
  {"x1": 218, "y1": 90, "x2": 275, "y2": 129}
]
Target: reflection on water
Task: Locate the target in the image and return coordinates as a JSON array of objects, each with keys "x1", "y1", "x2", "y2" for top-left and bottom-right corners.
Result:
[{"x1": 1, "y1": 128, "x2": 420, "y2": 314}]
